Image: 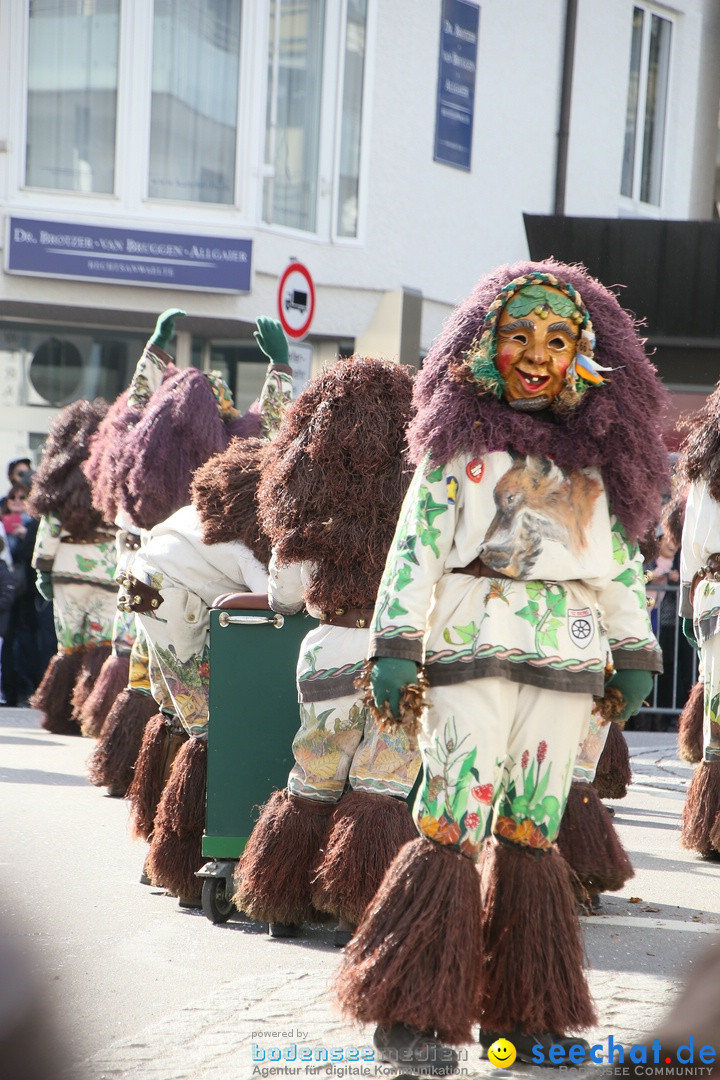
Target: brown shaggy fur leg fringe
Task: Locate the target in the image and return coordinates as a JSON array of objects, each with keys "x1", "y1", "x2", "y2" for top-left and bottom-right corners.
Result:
[
  {"x1": 71, "y1": 642, "x2": 112, "y2": 725},
  {"x1": 86, "y1": 687, "x2": 157, "y2": 795},
  {"x1": 79, "y1": 653, "x2": 130, "y2": 739},
  {"x1": 312, "y1": 789, "x2": 417, "y2": 924},
  {"x1": 678, "y1": 681, "x2": 704, "y2": 764},
  {"x1": 335, "y1": 837, "x2": 483, "y2": 1045},
  {"x1": 592, "y1": 722, "x2": 632, "y2": 800},
  {"x1": 233, "y1": 789, "x2": 335, "y2": 925},
  {"x1": 126, "y1": 715, "x2": 188, "y2": 841},
  {"x1": 146, "y1": 738, "x2": 207, "y2": 899},
  {"x1": 31, "y1": 650, "x2": 85, "y2": 734},
  {"x1": 681, "y1": 761, "x2": 720, "y2": 857},
  {"x1": 478, "y1": 840, "x2": 596, "y2": 1035},
  {"x1": 556, "y1": 781, "x2": 634, "y2": 894}
]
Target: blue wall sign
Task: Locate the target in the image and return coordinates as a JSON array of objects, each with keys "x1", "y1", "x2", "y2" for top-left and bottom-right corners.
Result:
[
  {"x1": 6, "y1": 217, "x2": 252, "y2": 293},
  {"x1": 434, "y1": 0, "x2": 480, "y2": 171}
]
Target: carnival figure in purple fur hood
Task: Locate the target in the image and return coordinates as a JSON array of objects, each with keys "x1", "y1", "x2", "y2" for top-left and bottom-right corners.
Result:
[{"x1": 335, "y1": 260, "x2": 669, "y2": 1071}]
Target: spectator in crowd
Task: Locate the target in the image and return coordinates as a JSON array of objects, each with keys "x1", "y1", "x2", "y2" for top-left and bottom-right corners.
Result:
[
  {"x1": 0, "y1": 536, "x2": 16, "y2": 705},
  {"x1": 1, "y1": 458, "x2": 32, "y2": 513},
  {"x1": 0, "y1": 475, "x2": 56, "y2": 707}
]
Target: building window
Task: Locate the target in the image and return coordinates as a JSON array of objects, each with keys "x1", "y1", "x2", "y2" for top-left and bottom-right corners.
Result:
[
  {"x1": 335, "y1": 0, "x2": 367, "y2": 238},
  {"x1": 149, "y1": 0, "x2": 241, "y2": 203},
  {"x1": 621, "y1": 5, "x2": 672, "y2": 207},
  {"x1": 25, "y1": 0, "x2": 120, "y2": 193},
  {"x1": 263, "y1": 0, "x2": 326, "y2": 232}
]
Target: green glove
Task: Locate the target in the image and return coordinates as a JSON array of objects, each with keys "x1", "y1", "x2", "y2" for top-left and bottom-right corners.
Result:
[
  {"x1": 36, "y1": 569, "x2": 53, "y2": 602},
  {"x1": 370, "y1": 657, "x2": 419, "y2": 718},
  {"x1": 682, "y1": 617, "x2": 699, "y2": 652},
  {"x1": 150, "y1": 308, "x2": 186, "y2": 350},
  {"x1": 254, "y1": 316, "x2": 289, "y2": 367},
  {"x1": 606, "y1": 668, "x2": 654, "y2": 723}
]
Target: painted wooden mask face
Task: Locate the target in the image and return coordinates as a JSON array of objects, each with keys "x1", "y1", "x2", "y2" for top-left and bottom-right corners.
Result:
[{"x1": 495, "y1": 285, "x2": 580, "y2": 411}]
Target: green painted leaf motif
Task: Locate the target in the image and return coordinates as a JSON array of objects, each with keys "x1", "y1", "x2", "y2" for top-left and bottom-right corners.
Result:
[
  {"x1": 538, "y1": 625, "x2": 559, "y2": 650},
  {"x1": 427, "y1": 466, "x2": 444, "y2": 483},
  {"x1": 614, "y1": 567, "x2": 638, "y2": 587},
  {"x1": 531, "y1": 764, "x2": 552, "y2": 807},
  {"x1": 315, "y1": 708, "x2": 335, "y2": 730},
  {"x1": 451, "y1": 785, "x2": 469, "y2": 823},
  {"x1": 710, "y1": 693, "x2": 720, "y2": 724},
  {"x1": 418, "y1": 487, "x2": 447, "y2": 524},
  {"x1": 516, "y1": 603, "x2": 540, "y2": 626},
  {"x1": 444, "y1": 621, "x2": 479, "y2": 645},
  {"x1": 394, "y1": 564, "x2": 414, "y2": 591},
  {"x1": 545, "y1": 586, "x2": 567, "y2": 618},
  {"x1": 526, "y1": 581, "x2": 544, "y2": 601},
  {"x1": 511, "y1": 795, "x2": 530, "y2": 818},
  {"x1": 76, "y1": 555, "x2": 98, "y2": 572},
  {"x1": 418, "y1": 523, "x2": 442, "y2": 558},
  {"x1": 388, "y1": 599, "x2": 409, "y2": 619},
  {"x1": 398, "y1": 534, "x2": 419, "y2": 565},
  {"x1": 506, "y1": 284, "x2": 577, "y2": 318},
  {"x1": 456, "y1": 747, "x2": 477, "y2": 782}
]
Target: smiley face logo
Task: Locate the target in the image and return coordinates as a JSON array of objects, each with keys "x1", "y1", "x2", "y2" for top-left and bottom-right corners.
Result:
[{"x1": 487, "y1": 1038, "x2": 516, "y2": 1068}]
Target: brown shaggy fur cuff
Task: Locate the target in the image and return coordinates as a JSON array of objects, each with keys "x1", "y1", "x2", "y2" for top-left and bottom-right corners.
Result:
[
  {"x1": 681, "y1": 761, "x2": 720, "y2": 857},
  {"x1": 31, "y1": 650, "x2": 85, "y2": 735},
  {"x1": 592, "y1": 721, "x2": 632, "y2": 800},
  {"x1": 478, "y1": 840, "x2": 596, "y2": 1035},
  {"x1": 73, "y1": 642, "x2": 112, "y2": 732},
  {"x1": 146, "y1": 737, "x2": 207, "y2": 899},
  {"x1": 678, "y1": 680, "x2": 704, "y2": 764},
  {"x1": 86, "y1": 687, "x2": 157, "y2": 796},
  {"x1": 335, "y1": 837, "x2": 483, "y2": 1045},
  {"x1": 126, "y1": 714, "x2": 188, "y2": 841},
  {"x1": 556, "y1": 781, "x2": 634, "y2": 895},
  {"x1": 312, "y1": 790, "x2": 417, "y2": 923},
  {"x1": 233, "y1": 789, "x2": 335, "y2": 925},
  {"x1": 79, "y1": 653, "x2": 131, "y2": 740}
]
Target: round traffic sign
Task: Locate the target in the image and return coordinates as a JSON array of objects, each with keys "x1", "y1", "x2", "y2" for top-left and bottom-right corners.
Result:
[{"x1": 277, "y1": 262, "x2": 315, "y2": 340}]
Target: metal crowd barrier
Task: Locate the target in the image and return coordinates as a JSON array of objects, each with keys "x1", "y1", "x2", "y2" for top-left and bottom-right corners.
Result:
[{"x1": 641, "y1": 581, "x2": 699, "y2": 723}]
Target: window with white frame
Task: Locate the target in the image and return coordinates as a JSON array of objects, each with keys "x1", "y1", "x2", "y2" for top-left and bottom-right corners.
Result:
[
  {"x1": 263, "y1": 0, "x2": 326, "y2": 232},
  {"x1": 22, "y1": 0, "x2": 368, "y2": 237},
  {"x1": 25, "y1": 0, "x2": 120, "y2": 194},
  {"x1": 335, "y1": 0, "x2": 367, "y2": 238},
  {"x1": 148, "y1": 0, "x2": 241, "y2": 203},
  {"x1": 621, "y1": 5, "x2": 672, "y2": 207}
]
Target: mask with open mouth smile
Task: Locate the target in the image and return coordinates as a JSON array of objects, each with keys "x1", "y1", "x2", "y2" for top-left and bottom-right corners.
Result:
[
  {"x1": 496, "y1": 284, "x2": 579, "y2": 409},
  {"x1": 452, "y1": 271, "x2": 611, "y2": 411}
]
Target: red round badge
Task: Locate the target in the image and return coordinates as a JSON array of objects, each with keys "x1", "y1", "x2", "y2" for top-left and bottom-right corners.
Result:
[{"x1": 466, "y1": 459, "x2": 485, "y2": 483}]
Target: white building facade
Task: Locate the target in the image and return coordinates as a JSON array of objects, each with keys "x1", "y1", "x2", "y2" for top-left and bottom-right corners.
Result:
[{"x1": 0, "y1": 0, "x2": 718, "y2": 467}]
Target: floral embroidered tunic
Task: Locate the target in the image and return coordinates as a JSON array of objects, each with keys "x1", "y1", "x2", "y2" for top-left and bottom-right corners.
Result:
[
  {"x1": 32, "y1": 513, "x2": 117, "y2": 590},
  {"x1": 130, "y1": 504, "x2": 269, "y2": 647},
  {"x1": 369, "y1": 451, "x2": 661, "y2": 694},
  {"x1": 268, "y1": 554, "x2": 370, "y2": 703},
  {"x1": 680, "y1": 478, "x2": 720, "y2": 644}
]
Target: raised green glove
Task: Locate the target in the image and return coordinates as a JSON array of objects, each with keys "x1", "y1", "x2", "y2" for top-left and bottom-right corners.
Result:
[
  {"x1": 682, "y1": 617, "x2": 699, "y2": 652},
  {"x1": 254, "y1": 316, "x2": 289, "y2": 367},
  {"x1": 606, "y1": 668, "x2": 654, "y2": 723},
  {"x1": 36, "y1": 569, "x2": 53, "y2": 602},
  {"x1": 370, "y1": 657, "x2": 419, "y2": 718},
  {"x1": 150, "y1": 308, "x2": 186, "y2": 350}
]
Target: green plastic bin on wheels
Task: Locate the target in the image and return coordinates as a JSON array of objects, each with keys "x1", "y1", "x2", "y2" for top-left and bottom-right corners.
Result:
[{"x1": 197, "y1": 592, "x2": 317, "y2": 923}]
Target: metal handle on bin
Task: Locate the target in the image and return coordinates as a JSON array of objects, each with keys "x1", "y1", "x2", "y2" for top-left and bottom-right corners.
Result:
[{"x1": 218, "y1": 611, "x2": 285, "y2": 629}]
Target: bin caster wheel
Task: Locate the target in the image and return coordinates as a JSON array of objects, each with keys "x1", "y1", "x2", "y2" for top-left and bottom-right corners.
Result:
[{"x1": 201, "y1": 876, "x2": 235, "y2": 923}]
